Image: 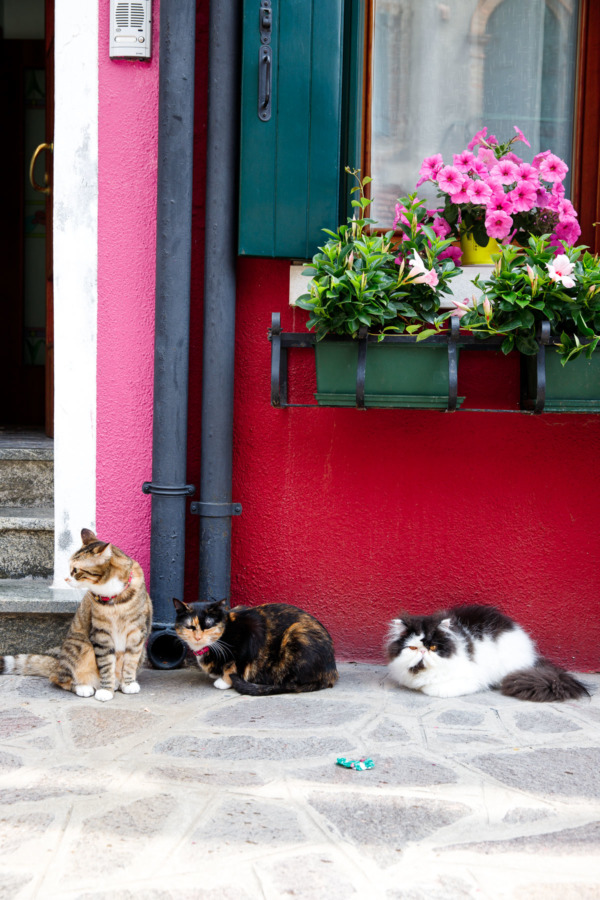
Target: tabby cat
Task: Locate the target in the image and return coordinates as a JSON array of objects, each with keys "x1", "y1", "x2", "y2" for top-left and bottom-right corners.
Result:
[
  {"x1": 0, "y1": 529, "x2": 152, "y2": 701},
  {"x1": 173, "y1": 598, "x2": 338, "y2": 695},
  {"x1": 386, "y1": 604, "x2": 589, "y2": 702}
]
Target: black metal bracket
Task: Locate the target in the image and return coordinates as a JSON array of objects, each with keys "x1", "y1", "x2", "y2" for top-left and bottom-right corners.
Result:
[
  {"x1": 520, "y1": 320, "x2": 551, "y2": 414},
  {"x1": 269, "y1": 312, "x2": 464, "y2": 411},
  {"x1": 268, "y1": 312, "x2": 561, "y2": 414},
  {"x1": 190, "y1": 501, "x2": 242, "y2": 517},
  {"x1": 259, "y1": 0, "x2": 272, "y2": 42},
  {"x1": 142, "y1": 482, "x2": 196, "y2": 496}
]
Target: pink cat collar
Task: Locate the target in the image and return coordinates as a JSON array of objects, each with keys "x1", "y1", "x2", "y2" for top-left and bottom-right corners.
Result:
[
  {"x1": 193, "y1": 647, "x2": 209, "y2": 657},
  {"x1": 95, "y1": 572, "x2": 133, "y2": 602}
]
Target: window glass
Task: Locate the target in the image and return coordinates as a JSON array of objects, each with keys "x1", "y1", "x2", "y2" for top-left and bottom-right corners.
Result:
[{"x1": 370, "y1": 0, "x2": 580, "y2": 227}]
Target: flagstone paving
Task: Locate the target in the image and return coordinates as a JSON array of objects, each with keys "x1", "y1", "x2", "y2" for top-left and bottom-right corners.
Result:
[{"x1": 0, "y1": 663, "x2": 598, "y2": 899}]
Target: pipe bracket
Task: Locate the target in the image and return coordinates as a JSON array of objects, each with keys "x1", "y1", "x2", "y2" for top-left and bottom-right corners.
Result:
[
  {"x1": 190, "y1": 501, "x2": 242, "y2": 517},
  {"x1": 142, "y1": 482, "x2": 196, "y2": 496}
]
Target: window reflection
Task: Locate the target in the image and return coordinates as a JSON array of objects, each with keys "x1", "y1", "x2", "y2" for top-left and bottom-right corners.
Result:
[{"x1": 370, "y1": 0, "x2": 579, "y2": 227}]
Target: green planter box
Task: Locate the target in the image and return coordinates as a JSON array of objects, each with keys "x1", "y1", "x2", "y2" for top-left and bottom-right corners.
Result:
[
  {"x1": 315, "y1": 341, "x2": 463, "y2": 409},
  {"x1": 524, "y1": 347, "x2": 600, "y2": 412}
]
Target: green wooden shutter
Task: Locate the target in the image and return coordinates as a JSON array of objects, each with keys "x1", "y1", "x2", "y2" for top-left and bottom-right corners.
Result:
[{"x1": 239, "y1": 0, "x2": 361, "y2": 259}]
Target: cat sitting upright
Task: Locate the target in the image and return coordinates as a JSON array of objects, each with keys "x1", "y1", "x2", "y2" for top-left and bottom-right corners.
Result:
[
  {"x1": 386, "y1": 604, "x2": 589, "y2": 702},
  {"x1": 0, "y1": 529, "x2": 152, "y2": 701},
  {"x1": 174, "y1": 598, "x2": 338, "y2": 695}
]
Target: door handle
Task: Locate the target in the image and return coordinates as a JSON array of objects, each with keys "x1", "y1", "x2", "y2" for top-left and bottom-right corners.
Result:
[
  {"x1": 29, "y1": 142, "x2": 53, "y2": 195},
  {"x1": 258, "y1": 45, "x2": 272, "y2": 121}
]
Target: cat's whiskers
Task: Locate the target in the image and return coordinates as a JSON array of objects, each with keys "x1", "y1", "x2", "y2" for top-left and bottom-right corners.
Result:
[{"x1": 209, "y1": 639, "x2": 233, "y2": 663}]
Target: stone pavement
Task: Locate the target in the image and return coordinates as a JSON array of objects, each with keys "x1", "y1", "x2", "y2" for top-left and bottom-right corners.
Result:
[{"x1": 0, "y1": 663, "x2": 599, "y2": 900}]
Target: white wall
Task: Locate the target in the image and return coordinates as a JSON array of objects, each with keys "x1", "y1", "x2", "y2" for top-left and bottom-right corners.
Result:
[{"x1": 52, "y1": 0, "x2": 98, "y2": 587}]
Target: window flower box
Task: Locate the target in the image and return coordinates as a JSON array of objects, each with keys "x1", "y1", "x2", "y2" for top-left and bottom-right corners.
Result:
[{"x1": 314, "y1": 335, "x2": 463, "y2": 409}]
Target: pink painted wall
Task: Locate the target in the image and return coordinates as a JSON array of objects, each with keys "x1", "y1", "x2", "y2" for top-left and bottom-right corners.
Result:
[{"x1": 96, "y1": 2, "x2": 160, "y2": 570}]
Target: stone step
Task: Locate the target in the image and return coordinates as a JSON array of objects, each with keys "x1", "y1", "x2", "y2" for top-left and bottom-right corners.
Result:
[
  {"x1": 0, "y1": 579, "x2": 80, "y2": 655},
  {"x1": 0, "y1": 508, "x2": 54, "y2": 578},
  {"x1": 0, "y1": 450, "x2": 53, "y2": 508}
]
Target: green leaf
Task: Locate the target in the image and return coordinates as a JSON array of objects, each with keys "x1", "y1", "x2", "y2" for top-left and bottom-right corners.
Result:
[{"x1": 416, "y1": 329, "x2": 438, "y2": 341}]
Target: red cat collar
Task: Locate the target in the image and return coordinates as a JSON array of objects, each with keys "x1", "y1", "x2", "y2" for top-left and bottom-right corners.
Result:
[
  {"x1": 193, "y1": 647, "x2": 209, "y2": 657},
  {"x1": 94, "y1": 571, "x2": 133, "y2": 602}
]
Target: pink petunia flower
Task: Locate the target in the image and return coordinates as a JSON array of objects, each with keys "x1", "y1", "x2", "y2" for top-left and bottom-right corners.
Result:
[
  {"x1": 477, "y1": 147, "x2": 497, "y2": 169},
  {"x1": 490, "y1": 159, "x2": 520, "y2": 185},
  {"x1": 468, "y1": 127, "x2": 488, "y2": 151},
  {"x1": 509, "y1": 181, "x2": 537, "y2": 213},
  {"x1": 485, "y1": 209, "x2": 513, "y2": 240},
  {"x1": 513, "y1": 125, "x2": 531, "y2": 148},
  {"x1": 449, "y1": 179, "x2": 470, "y2": 204},
  {"x1": 532, "y1": 150, "x2": 551, "y2": 170},
  {"x1": 437, "y1": 165, "x2": 465, "y2": 194},
  {"x1": 503, "y1": 151, "x2": 523, "y2": 165},
  {"x1": 539, "y1": 153, "x2": 568, "y2": 183},
  {"x1": 431, "y1": 216, "x2": 452, "y2": 239},
  {"x1": 487, "y1": 193, "x2": 513, "y2": 215},
  {"x1": 466, "y1": 178, "x2": 493, "y2": 205},
  {"x1": 439, "y1": 245, "x2": 462, "y2": 265},
  {"x1": 453, "y1": 150, "x2": 476, "y2": 172},
  {"x1": 546, "y1": 254, "x2": 576, "y2": 288},
  {"x1": 558, "y1": 199, "x2": 576, "y2": 220},
  {"x1": 393, "y1": 203, "x2": 410, "y2": 230},
  {"x1": 469, "y1": 158, "x2": 489, "y2": 178},
  {"x1": 553, "y1": 217, "x2": 581, "y2": 245},
  {"x1": 416, "y1": 153, "x2": 444, "y2": 187},
  {"x1": 517, "y1": 163, "x2": 539, "y2": 185},
  {"x1": 551, "y1": 181, "x2": 566, "y2": 201},
  {"x1": 534, "y1": 186, "x2": 551, "y2": 208}
]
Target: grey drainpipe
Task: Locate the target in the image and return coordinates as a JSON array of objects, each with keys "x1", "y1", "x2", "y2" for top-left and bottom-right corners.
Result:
[
  {"x1": 143, "y1": 0, "x2": 197, "y2": 668},
  {"x1": 191, "y1": 0, "x2": 242, "y2": 603}
]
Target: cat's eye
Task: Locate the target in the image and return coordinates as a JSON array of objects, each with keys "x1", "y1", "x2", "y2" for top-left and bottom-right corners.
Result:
[
  {"x1": 429, "y1": 644, "x2": 437, "y2": 651},
  {"x1": 408, "y1": 645, "x2": 418, "y2": 651}
]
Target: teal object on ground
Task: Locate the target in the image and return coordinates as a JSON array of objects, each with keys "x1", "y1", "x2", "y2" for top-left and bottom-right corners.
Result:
[
  {"x1": 336, "y1": 757, "x2": 374, "y2": 771},
  {"x1": 315, "y1": 340, "x2": 463, "y2": 409}
]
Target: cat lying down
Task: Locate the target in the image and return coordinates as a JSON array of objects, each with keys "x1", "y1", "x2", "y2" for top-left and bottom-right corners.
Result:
[
  {"x1": 174, "y1": 598, "x2": 338, "y2": 695},
  {"x1": 386, "y1": 604, "x2": 589, "y2": 702}
]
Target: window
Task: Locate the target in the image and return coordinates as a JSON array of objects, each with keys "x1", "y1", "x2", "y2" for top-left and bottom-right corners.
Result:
[
  {"x1": 238, "y1": 0, "x2": 600, "y2": 258},
  {"x1": 366, "y1": 0, "x2": 600, "y2": 250}
]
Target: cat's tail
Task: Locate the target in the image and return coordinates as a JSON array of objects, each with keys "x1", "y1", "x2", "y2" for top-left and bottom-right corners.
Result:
[
  {"x1": 0, "y1": 654, "x2": 58, "y2": 678},
  {"x1": 229, "y1": 673, "x2": 335, "y2": 696},
  {"x1": 500, "y1": 659, "x2": 590, "y2": 702}
]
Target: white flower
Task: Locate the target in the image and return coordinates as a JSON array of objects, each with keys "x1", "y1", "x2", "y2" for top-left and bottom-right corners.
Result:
[{"x1": 546, "y1": 255, "x2": 576, "y2": 289}]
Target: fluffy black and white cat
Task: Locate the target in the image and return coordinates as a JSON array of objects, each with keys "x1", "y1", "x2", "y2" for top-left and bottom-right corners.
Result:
[{"x1": 386, "y1": 604, "x2": 589, "y2": 702}]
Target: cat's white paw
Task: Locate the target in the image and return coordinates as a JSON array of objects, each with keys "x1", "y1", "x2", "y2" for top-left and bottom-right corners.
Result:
[
  {"x1": 74, "y1": 684, "x2": 95, "y2": 698},
  {"x1": 213, "y1": 677, "x2": 232, "y2": 690},
  {"x1": 94, "y1": 688, "x2": 114, "y2": 702},
  {"x1": 120, "y1": 681, "x2": 140, "y2": 694}
]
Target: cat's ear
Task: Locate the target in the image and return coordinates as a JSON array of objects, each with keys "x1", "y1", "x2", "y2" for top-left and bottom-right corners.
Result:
[
  {"x1": 81, "y1": 528, "x2": 97, "y2": 545},
  {"x1": 173, "y1": 598, "x2": 191, "y2": 613},
  {"x1": 389, "y1": 618, "x2": 408, "y2": 638},
  {"x1": 440, "y1": 617, "x2": 453, "y2": 630},
  {"x1": 209, "y1": 599, "x2": 228, "y2": 611}
]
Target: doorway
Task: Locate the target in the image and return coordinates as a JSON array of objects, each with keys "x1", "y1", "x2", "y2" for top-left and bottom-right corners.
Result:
[{"x1": 0, "y1": 0, "x2": 53, "y2": 436}]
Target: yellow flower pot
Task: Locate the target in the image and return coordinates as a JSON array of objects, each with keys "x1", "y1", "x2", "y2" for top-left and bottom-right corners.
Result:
[{"x1": 460, "y1": 231, "x2": 501, "y2": 265}]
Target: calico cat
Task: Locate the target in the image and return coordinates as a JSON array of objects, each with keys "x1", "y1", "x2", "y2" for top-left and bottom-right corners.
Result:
[
  {"x1": 386, "y1": 604, "x2": 589, "y2": 702},
  {"x1": 173, "y1": 598, "x2": 338, "y2": 695},
  {"x1": 0, "y1": 529, "x2": 152, "y2": 702}
]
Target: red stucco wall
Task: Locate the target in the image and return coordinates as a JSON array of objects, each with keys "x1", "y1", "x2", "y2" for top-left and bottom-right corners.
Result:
[{"x1": 182, "y1": 253, "x2": 600, "y2": 672}]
